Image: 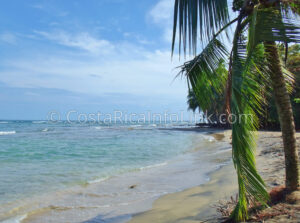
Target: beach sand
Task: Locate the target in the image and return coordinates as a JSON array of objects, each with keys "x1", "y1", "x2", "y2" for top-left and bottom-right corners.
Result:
[
  {"x1": 130, "y1": 131, "x2": 300, "y2": 223},
  {"x1": 130, "y1": 163, "x2": 236, "y2": 223}
]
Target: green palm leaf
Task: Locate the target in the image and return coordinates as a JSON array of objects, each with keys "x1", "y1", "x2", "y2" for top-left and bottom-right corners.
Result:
[
  {"x1": 281, "y1": 0, "x2": 300, "y2": 16},
  {"x1": 248, "y1": 5, "x2": 298, "y2": 94},
  {"x1": 172, "y1": 1, "x2": 299, "y2": 222},
  {"x1": 187, "y1": 90, "x2": 199, "y2": 112},
  {"x1": 250, "y1": 6, "x2": 300, "y2": 45},
  {"x1": 172, "y1": 0, "x2": 230, "y2": 56},
  {"x1": 178, "y1": 38, "x2": 228, "y2": 110},
  {"x1": 230, "y1": 18, "x2": 270, "y2": 221}
]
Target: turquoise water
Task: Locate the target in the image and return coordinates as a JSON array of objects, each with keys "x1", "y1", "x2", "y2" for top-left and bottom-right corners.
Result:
[{"x1": 0, "y1": 121, "x2": 202, "y2": 206}]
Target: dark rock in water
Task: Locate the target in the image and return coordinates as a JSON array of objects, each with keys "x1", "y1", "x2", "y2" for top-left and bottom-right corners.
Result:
[{"x1": 129, "y1": 185, "x2": 137, "y2": 189}]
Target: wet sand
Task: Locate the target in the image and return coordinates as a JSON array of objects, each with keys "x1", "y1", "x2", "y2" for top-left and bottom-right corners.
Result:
[
  {"x1": 129, "y1": 131, "x2": 300, "y2": 223},
  {"x1": 130, "y1": 164, "x2": 237, "y2": 223}
]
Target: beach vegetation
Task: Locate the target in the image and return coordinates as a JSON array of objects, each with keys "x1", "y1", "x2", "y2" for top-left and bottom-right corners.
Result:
[
  {"x1": 188, "y1": 43, "x2": 300, "y2": 130},
  {"x1": 171, "y1": 0, "x2": 300, "y2": 221},
  {"x1": 186, "y1": 60, "x2": 228, "y2": 125}
]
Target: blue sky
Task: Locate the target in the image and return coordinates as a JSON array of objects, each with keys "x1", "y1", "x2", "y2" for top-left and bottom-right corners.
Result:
[{"x1": 0, "y1": 0, "x2": 191, "y2": 120}]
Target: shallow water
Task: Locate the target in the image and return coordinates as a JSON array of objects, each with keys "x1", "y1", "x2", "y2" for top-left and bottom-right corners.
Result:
[{"x1": 0, "y1": 121, "x2": 231, "y2": 223}]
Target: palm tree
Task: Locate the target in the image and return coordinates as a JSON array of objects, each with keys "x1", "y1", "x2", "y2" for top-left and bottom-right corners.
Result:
[
  {"x1": 264, "y1": 40, "x2": 299, "y2": 190},
  {"x1": 187, "y1": 90, "x2": 200, "y2": 112},
  {"x1": 172, "y1": 0, "x2": 299, "y2": 221},
  {"x1": 187, "y1": 60, "x2": 228, "y2": 124}
]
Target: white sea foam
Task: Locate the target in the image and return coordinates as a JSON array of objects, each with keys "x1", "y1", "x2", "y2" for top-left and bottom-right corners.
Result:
[
  {"x1": 127, "y1": 125, "x2": 142, "y2": 129},
  {"x1": 1, "y1": 214, "x2": 27, "y2": 223},
  {"x1": 139, "y1": 162, "x2": 168, "y2": 170},
  {"x1": 130, "y1": 125, "x2": 142, "y2": 127},
  {"x1": 0, "y1": 131, "x2": 16, "y2": 135},
  {"x1": 32, "y1": 121, "x2": 46, "y2": 124},
  {"x1": 0, "y1": 121, "x2": 9, "y2": 124},
  {"x1": 95, "y1": 126, "x2": 113, "y2": 130},
  {"x1": 213, "y1": 148, "x2": 232, "y2": 155},
  {"x1": 42, "y1": 128, "x2": 48, "y2": 132},
  {"x1": 87, "y1": 176, "x2": 109, "y2": 184},
  {"x1": 203, "y1": 135, "x2": 215, "y2": 142}
]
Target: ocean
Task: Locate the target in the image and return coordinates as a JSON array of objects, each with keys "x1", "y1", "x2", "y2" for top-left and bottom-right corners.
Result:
[{"x1": 0, "y1": 121, "x2": 232, "y2": 223}]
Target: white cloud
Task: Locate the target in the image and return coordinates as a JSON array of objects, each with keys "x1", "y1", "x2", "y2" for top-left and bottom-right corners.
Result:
[
  {"x1": 0, "y1": 39, "x2": 186, "y2": 101},
  {"x1": 35, "y1": 31, "x2": 114, "y2": 54},
  {"x1": 149, "y1": 0, "x2": 173, "y2": 25},
  {"x1": 0, "y1": 1, "x2": 192, "y2": 116},
  {"x1": 0, "y1": 32, "x2": 17, "y2": 44},
  {"x1": 0, "y1": 1, "x2": 189, "y2": 110},
  {"x1": 149, "y1": 0, "x2": 174, "y2": 43}
]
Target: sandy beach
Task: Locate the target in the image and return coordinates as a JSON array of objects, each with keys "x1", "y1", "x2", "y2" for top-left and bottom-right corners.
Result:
[
  {"x1": 130, "y1": 131, "x2": 300, "y2": 223},
  {"x1": 2, "y1": 1, "x2": 300, "y2": 222}
]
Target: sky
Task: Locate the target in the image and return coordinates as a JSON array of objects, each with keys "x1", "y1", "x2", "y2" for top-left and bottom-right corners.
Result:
[{"x1": 0, "y1": 0, "x2": 191, "y2": 120}]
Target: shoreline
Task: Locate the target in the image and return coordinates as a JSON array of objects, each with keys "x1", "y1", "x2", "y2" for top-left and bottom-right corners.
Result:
[
  {"x1": 129, "y1": 130, "x2": 235, "y2": 223},
  {"x1": 1, "y1": 128, "x2": 231, "y2": 223},
  {"x1": 129, "y1": 161, "x2": 237, "y2": 223},
  {"x1": 129, "y1": 131, "x2": 300, "y2": 223},
  {"x1": 2, "y1": 130, "x2": 298, "y2": 223}
]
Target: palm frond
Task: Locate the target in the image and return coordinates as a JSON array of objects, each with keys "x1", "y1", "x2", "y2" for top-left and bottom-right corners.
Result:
[
  {"x1": 281, "y1": 0, "x2": 300, "y2": 16},
  {"x1": 250, "y1": 6, "x2": 300, "y2": 45},
  {"x1": 178, "y1": 38, "x2": 228, "y2": 110},
  {"x1": 187, "y1": 90, "x2": 199, "y2": 112},
  {"x1": 248, "y1": 5, "x2": 298, "y2": 94},
  {"x1": 230, "y1": 18, "x2": 270, "y2": 222},
  {"x1": 172, "y1": 0, "x2": 230, "y2": 56},
  {"x1": 282, "y1": 66, "x2": 295, "y2": 93}
]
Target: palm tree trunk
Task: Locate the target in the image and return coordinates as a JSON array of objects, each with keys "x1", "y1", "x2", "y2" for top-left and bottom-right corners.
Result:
[
  {"x1": 264, "y1": 41, "x2": 299, "y2": 191},
  {"x1": 224, "y1": 59, "x2": 232, "y2": 120},
  {"x1": 224, "y1": 52, "x2": 233, "y2": 125}
]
